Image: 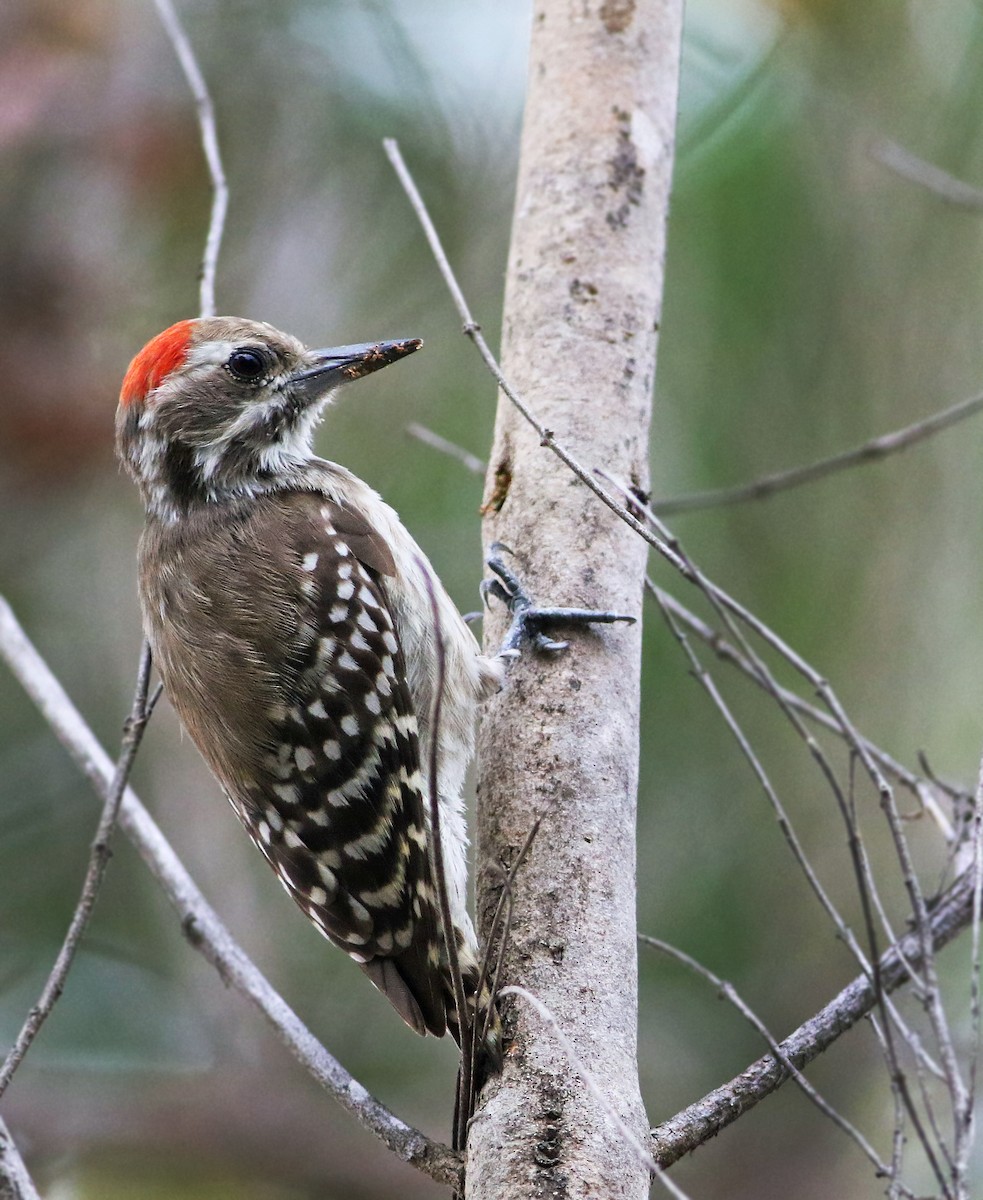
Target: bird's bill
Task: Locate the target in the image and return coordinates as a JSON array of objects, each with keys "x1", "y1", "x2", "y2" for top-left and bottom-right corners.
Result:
[{"x1": 288, "y1": 338, "x2": 423, "y2": 399}]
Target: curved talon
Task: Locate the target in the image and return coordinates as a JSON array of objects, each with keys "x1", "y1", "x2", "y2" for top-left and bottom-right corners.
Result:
[
  {"x1": 480, "y1": 579, "x2": 513, "y2": 609},
  {"x1": 485, "y1": 559, "x2": 523, "y2": 598},
  {"x1": 533, "y1": 632, "x2": 569, "y2": 653}
]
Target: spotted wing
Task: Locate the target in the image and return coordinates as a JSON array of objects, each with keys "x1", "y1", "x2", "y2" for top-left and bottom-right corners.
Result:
[{"x1": 236, "y1": 495, "x2": 447, "y2": 1038}]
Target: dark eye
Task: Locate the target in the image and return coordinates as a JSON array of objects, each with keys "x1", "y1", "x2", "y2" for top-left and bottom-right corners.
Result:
[{"x1": 226, "y1": 349, "x2": 268, "y2": 382}]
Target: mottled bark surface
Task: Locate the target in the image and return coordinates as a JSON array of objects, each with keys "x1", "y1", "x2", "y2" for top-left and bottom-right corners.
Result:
[{"x1": 471, "y1": 2, "x2": 682, "y2": 1197}]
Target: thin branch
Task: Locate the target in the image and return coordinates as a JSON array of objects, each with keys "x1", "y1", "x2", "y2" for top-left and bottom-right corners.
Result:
[
  {"x1": 152, "y1": 0, "x2": 228, "y2": 318},
  {"x1": 650, "y1": 577, "x2": 950, "y2": 1150},
  {"x1": 603, "y1": 469, "x2": 957, "y2": 1144},
  {"x1": 476, "y1": 799, "x2": 556, "y2": 1038},
  {"x1": 592, "y1": 465, "x2": 944, "y2": 1003},
  {"x1": 650, "y1": 587, "x2": 869, "y2": 975},
  {"x1": 475, "y1": 864, "x2": 513, "y2": 1051},
  {"x1": 406, "y1": 423, "x2": 486, "y2": 476},
  {"x1": 918, "y1": 753, "x2": 971, "y2": 841},
  {"x1": 629, "y1": 488, "x2": 904, "y2": 993},
  {"x1": 0, "y1": 645, "x2": 154, "y2": 1098},
  {"x1": 872, "y1": 139, "x2": 983, "y2": 211},
  {"x1": 0, "y1": 1117, "x2": 41, "y2": 1200},
  {"x1": 888, "y1": 1085, "x2": 907, "y2": 1200},
  {"x1": 846, "y1": 723, "x2": 968, "y2": 1180},
  {"x1": 866, "y1": 1003, "x2": 953, "y2": 1185},
  {"x1": 955, "y1": 750, "x2": 983, "y2": 1180},
  {"x1": 648, "y1": 868, "x2": 977, "y2": 1169},
  {"x1": 649, "y1": 390, "x2": 983, "y2": 516},
  {"x1": 0, "y1": 596, "x2": 462, "y2": 1191},
  {"x1": 639, "y1": 935, "x2": 897, "y2": 1185},
  {"x1": 649, "y1": 567, "x2": 951, "y2": 1184},
  {"x1": 656, "y1": 585, "x2": 959, "y2": 842}
]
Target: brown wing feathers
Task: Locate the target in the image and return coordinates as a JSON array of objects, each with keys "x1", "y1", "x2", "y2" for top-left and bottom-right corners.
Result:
[{"x1": 150, "y1": 492, "x2": 450, "y2": 1038}]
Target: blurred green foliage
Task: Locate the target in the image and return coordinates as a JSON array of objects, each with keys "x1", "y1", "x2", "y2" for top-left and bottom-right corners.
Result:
[{"x1": 2, "y1": 0, "x2": 983, "y2": 1196}]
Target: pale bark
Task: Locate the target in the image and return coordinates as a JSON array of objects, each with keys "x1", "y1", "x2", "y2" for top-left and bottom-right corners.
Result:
[
  {"x1": 471, "y1": 3, "x2": 683, "y2": 1197},
  {"x1": 0, "y1": 1118, "x2": 40, "y2": 1200}
]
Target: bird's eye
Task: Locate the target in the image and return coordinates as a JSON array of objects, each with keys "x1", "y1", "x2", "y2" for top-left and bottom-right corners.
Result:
[{"x1": 226, "y1": 349, "x2": 268, "y2": 382}]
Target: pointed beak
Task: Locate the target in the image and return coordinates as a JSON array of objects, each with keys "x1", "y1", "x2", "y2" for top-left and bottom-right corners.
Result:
[{"x1": 288, "y1": 338, "x2": 422, "y2": 402}]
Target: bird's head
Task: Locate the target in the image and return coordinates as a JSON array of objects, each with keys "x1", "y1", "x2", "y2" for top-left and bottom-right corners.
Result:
[{"x1": 116, "y1": 316, "x2": 421, "y2": 518}]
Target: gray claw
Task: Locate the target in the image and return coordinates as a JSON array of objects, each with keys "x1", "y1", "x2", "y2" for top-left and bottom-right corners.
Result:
[
  {"x1": 480, "y1": 578, "x2": 514, "y2": 609},
  {"x1": 482, "y1": 544, "x2": 633, "y2": 658}
]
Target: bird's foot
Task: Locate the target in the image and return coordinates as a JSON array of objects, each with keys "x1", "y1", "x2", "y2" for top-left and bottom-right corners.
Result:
[{"x1": 481, "y1": 542, "x2": 636, "y2": 657}]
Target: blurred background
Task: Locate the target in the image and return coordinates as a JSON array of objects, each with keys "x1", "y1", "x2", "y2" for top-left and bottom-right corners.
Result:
[{"x1": 2, "y1": 0, "x2": 983, "y2": 1196}]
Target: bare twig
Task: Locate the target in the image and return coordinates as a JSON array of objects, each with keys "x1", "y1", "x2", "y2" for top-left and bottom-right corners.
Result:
[
  {"x1": 649, "y1": 389, "x2": 983, "y2": 516},
  {"x1": 474, "y1": 865, "x2": 513, "y2": 1052},
  {"x1": 648, "y1": 868, "x2": 977, "y2": 1169},
  {"x1": 630, "y1": 490, "x2": 902, "y2": 979},
  {"x1": 918, "y1": 753, "x2": 972, "y2": 835},
  {"x1": 0, "y1": 596, "x2": 462, "y2": 1190},
  {"x1": 656, "y1": 586, "x2": 959, "y2": 841},
  {"x1": 0, "y1": 1117, "x2": 41, "y2": 1200},
  {"x1": 648, "y1": 563, "x2": 950, "y2": 1187},
  {"x1": 650, "y1": 588, "x2": 867, "y2": 969},
  {"x1": 888, "y1": 1085, "x2": 907, "y2": 1200},
  {"x1": 601, "y1": 468, "x2": 946, "y2": 1079},
  {"x1": 152, "y1": 0, "x2": 228, "y2": 317},
  {"x1": 406, "y1": 423, "x2": 486, "y2": 475},
  {"x1": 866, "y1": 1004, "x2": 953, "y2": 1183},
  {"x1": 955, "y1": 751, "x2": 983, "y2": 1181},
  {"x1": 0, "y1": 645, "x2": 155, "y2": 1098},
  {"x1": 650, "y1": 576, "x2": 950, "y2": 1163},
  {"x1": 473, "y1": 798, "x2": 557, "y2": 1054},
  {"x1": 872, "y1": 139, "x2": 983, "y2": 211},
  {"x1": 620, "y1": 451, "x2": 955, "y2": 1184},
  {"x1": 639, "y1": 934, "x2": 896, "y2": 1183}
]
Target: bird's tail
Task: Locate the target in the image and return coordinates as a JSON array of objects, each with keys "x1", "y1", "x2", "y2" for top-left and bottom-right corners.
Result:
[{"x1": 358, "y1": 916, "x2": 502, "y2": 1070}]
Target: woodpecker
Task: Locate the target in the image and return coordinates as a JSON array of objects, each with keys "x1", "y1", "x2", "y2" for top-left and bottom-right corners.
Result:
[{"x1": 116, "y1": 316, "x2": 506, "y2": 1059}]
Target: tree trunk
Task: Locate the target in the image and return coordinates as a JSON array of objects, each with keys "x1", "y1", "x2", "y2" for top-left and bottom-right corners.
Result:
[{"x1": 470, "y1": 2, "x2": 683, "y2": 1197}]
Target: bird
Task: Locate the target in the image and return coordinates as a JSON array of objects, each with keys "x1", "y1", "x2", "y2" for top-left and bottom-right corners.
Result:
[{"x1": 115, "y1": 316, "x2": 506, "y2": 1062}]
